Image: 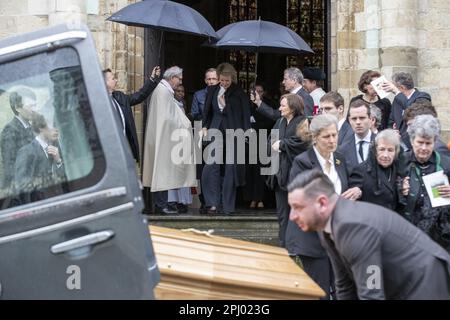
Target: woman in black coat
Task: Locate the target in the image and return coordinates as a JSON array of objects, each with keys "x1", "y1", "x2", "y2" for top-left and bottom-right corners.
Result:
[
  {"x1": 349, "y1": 129, "x2": 404, "y2": 211},
  {"x1": 401, "y1": 115, "x2": 450, "y2": 252},
  {"x1": 288, "y1": 114, "x2": 358, "y2": 299},
  {"x1": 268, "y1": 93, "x2": 309, "y2": 248},
  {"x1": 201, "y1": 63, "x2": 251, "y2": 214},
  {"x1": 350, "y1": 70, "x2": 392, "y2": 130}
]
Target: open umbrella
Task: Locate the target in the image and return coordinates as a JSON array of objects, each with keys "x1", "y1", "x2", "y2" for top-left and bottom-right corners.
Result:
[
  {"x1": 209, "y1": 19, "x2": 314, "y2": 80},
  {"x1": 107, "y1": 0, "x2": 218, "y2": 61}
]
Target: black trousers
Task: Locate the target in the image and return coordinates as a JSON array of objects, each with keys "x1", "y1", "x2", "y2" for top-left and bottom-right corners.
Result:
[{"x1": 275, "y1": 186, "x2": 289, "y2": 247}]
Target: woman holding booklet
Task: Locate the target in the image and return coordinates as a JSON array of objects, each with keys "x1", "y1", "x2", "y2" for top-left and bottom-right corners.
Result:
[
  {"x1": 349, "y1": 70, "x2": 392, "y2": 130},
  {"x1": 401, "y1": 115, "x2": 450, "y2": 253}
]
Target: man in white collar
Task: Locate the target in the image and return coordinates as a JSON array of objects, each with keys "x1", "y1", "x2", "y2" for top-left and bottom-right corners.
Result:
[
  {"x1": 14, "y1": 113, "x2": 65, "y2": 200},
  {"x1": 282, "y1": 67, "x2": 314, "y2": 117},
  {"x1": 288, "y1": 169, "x2": 450, "y2": 300},
  {"x1": 142, "y1": 66, "x2": 197, "y2": 215},
  {"x1": 0, "y1": 87, "x2": 37, "y2": 191},
  {"x1": 337, "y1": 99, "x2": 374, "y2": 173}
]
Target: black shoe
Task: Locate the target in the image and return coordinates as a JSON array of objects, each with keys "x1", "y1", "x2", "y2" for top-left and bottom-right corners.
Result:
[
  {"x1": 154, "y1": 206, "x2": 178, "y2": 215},
  {"x1": 177, "y1": 203, "x2": 188, "y2": 213}
]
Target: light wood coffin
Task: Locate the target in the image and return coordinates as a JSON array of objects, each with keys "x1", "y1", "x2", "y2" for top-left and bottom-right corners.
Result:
[{"x1": 149, "y1": 226, "x2": 325, "y2": 300}]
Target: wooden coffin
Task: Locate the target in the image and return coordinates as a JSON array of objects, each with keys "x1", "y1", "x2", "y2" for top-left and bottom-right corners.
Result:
[{"x1": 149, "y1": 226, "x2": 325, "y2": 300}]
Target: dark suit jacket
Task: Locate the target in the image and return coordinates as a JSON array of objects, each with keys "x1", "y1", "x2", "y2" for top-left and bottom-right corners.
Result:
[
  {"x1": 388, "y1": 89, "x2": 431, "y2": 135},
  {"x1": 256, "y1": 101, "x2": 281, "y2": 122},
  {"x1": 0, "y1": 117, "x2": 34, "y2": 189},
  {"x1": 338, "y1": 120, "x2": 353, "y2": 145},
  {"x1": 337, "y1": 132, "x2": 376, "y2": 174},
  {"x1": 202, "y1": 83, "x2": 251, "y2": 186},
  {"x1": 287, "y1": 148, "x2": 350, "y2": 257},
  {"x1": 14, "y1": 139, "x2": 65, "y2": 202},
  {"x1": 319, "y1": 198, "x2": 450, "y2": 299},
  {"x1": 112, "y1": 78, "x2": 158, "y2": 162},
  {"x1": 296, "y1": 87, "x2": 314, "y2": 117}
]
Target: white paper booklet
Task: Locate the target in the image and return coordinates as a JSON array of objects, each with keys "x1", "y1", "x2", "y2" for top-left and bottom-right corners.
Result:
[
  {"x1": 370, "y1": 76, "x2": 390, "y2": 99},
  {"x1": 421, "y1": 170, "x2": 450, "y2": 207}
]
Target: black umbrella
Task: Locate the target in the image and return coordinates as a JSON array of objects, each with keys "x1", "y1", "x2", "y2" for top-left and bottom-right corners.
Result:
[
  {"x1": 107, "y1": 0, "x2": 218, "y2": 61},
  {"x1": 209, "y1": 19, "x2": 314, "y2": 80}
]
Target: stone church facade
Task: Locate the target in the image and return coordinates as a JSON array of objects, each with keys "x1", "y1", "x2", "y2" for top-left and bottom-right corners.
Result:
[{"x1": 1, "y1": 0, "x2": 449, "y2": 141}]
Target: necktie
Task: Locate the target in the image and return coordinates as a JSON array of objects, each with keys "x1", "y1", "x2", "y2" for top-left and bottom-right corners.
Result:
[{"x1": 358, "y1": 141, "x2": 365, "y2": 163}]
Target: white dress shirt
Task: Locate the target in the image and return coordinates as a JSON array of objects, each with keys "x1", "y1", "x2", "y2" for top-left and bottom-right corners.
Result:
[
  {"x1": 354, "y1": 131, "x2": 372, "y2": 163},
  {"x1": 310, "y1": 87, "x2": 326, "y2": 107},
  {"x1": 313, "y1": 146, "x2": 342, "y2": 195}
]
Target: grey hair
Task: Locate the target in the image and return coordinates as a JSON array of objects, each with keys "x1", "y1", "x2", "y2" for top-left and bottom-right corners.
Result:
[
  {"x1": 392, "y1": 71, "x2": 414, "y2": 90},
  {"x1": 163, "y1": 66, "x2": 183, "y2": 80},
  {"x1": 310, "y1": 114, "x2": 338, "y2": 138},
  {"x1": 370, "y1": 105, "x2": 382, "y2": 127},
  {"x1": 284, "y1": 67, "x2": 304, "y2": 84},
  {"x1": 407, "y1": 114, "x2": 441, "y2": 142},
  {"x1": 288, "y1": 169, "x2": 336, "y2": 198},
  {"x1": 375, "y1": 129, "x2": 401, "y2": 157}
]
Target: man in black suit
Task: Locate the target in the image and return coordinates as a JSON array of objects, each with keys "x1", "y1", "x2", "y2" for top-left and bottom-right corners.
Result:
[
  {"x1": 382, "y1": 71, "x2": 431, "y2": 147},
  {"x1": 318, "y1": 91, "x2": 352, "y2": 145},
  {"x1": 337, "y1": 99, "x2": 375, "y2": 173},
  {"x1": 14, "y1": 113, "x2": 65, "y2": 203},
  {"x1": 288, "y1": 169, "x2": 450, "y2": 299},
  {"x1": 0, "y1": 88, "x2": 37, "y2": 191},
  {"x1": 282, "y1": 67, "x2": 315, "y2": 117},
  {"x1": 103, "y1": 66, "x2": 160, "y2": 163}
]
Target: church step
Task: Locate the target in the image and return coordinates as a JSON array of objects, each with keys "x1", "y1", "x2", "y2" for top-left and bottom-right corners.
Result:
[{"x1": 146, "y1": 210, "x2": 280, "y2": 246}]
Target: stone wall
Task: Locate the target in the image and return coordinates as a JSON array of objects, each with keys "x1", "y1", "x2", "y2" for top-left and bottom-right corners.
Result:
[{"x1": 333, "y1": 0, "x2": 450, "y2": 138}]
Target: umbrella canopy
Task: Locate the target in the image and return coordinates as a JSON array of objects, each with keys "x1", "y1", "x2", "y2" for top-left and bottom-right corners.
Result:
[
  {"x1": 107, "y1": 0, "x2": 218, "y2": 39},
  {"x1": 210, "y1": 19, "x2": 313, "y2": 54}
]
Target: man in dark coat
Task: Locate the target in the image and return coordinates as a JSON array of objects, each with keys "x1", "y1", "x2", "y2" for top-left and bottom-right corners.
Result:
[
  {"x1": 382, "y1": 71, "x2": 431, "y2": 148},
  {"x1": 0, "y1": 88, "x2": 37, "y2": 190},
  {"x1": 317, "y1": 91, "x2": 352, "y2": 145},
  {"x1": 103, "y1": 66, "x2": 160, "y2": 163},
  {"x1": 282, "y1": 67, "x2": 315, "y2": 117},
  {"x1": 288, "y1": 169, "x2": 450, "y2": 300},
  {"x1": 337, "y1": 99, "x2": 375, "y2": 173},
  {"x1": 14, "y1": 114, "x2": 66, "y2": 203}
]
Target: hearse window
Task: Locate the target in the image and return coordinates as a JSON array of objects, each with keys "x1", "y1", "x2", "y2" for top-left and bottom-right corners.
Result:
[{"x1": 0, "y1": 47, "x2": 105, "y2": 210}]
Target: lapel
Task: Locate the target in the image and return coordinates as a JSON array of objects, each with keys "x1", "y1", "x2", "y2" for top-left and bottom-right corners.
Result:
[
  {"x1": 346, "y1": 134, "x2": 358, "y2": 167},
  {"x1": 307, "y1": 148, "x2": 320, "y2": 168},
  {"x1": 334, "y1": 152, "x2": 348, "y2": 191}
]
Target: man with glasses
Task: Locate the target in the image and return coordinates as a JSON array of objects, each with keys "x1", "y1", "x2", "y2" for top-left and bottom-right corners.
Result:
[{"x1": 0, "y1": 87, "x2": 38, "y2": 191}]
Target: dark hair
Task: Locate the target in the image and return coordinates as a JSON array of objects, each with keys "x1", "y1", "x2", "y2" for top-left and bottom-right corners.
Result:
[
  {"x1": 348, "y1": 99, "x2": 370, "y2": 118},
  {"x1": 9, "y1": 88, "x2": 37, "y2": 115},
  {"x1": 287, "y1": 169, "x2": 335, "y2": 198},
  {"x1": 31, "y1": 113, "x2": 48, "y2": 134},
  {"x1": 281, "y1": 93, "x2": 304, "y2": 117},
  {"x1": 358, "y1": 70, "x2": 381, "y2": 93},
  {"x1": 102, "y1": 68, "x2": 112, "y2": 79},
  {"x1": 319, "y1": 91, "x2": 344, "y2": 108},
  {"x1": 403, "y1": 101, "x2": 437, "y2": 123}
]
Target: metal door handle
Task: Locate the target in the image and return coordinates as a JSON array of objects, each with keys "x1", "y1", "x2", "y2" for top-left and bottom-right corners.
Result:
[{"x1": 51, "y1": 230, "x2": 115, "y2": 254}]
